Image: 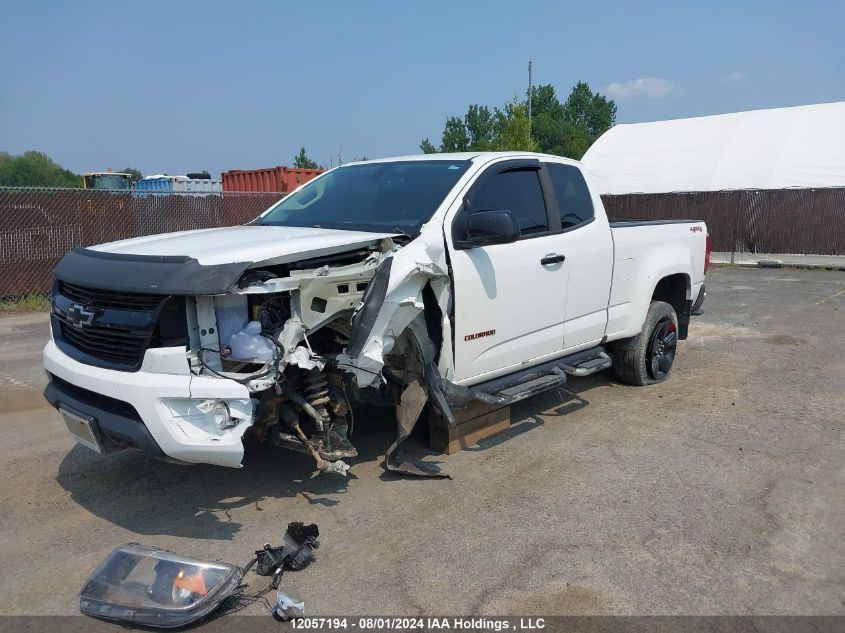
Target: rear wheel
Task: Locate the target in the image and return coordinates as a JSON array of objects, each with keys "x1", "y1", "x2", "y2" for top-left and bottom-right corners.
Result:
[{"x1": 611, "y1": 301, "x2": 678, "y2": 386}]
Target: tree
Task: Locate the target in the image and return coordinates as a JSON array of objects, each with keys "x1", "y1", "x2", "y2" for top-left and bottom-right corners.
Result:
[
  {"x1": 122, "y1": 167, "x2": 143, "y2": 181},
  {"x1": 440, "y1": 116, "x2": 469, "y2": 152},
  {"x1": 532, "y1": 113, "x2": 592, "y2": 159},
  {"x1": 294, "y1": 147, "x2": 318, "y2": 169},
  {"x1": 419, "y1": 81, "x2": 614, "y2": 159},
  {"x1": 562, "y1": 81, "x2": 617, "y2": 139},
  {"x1": 493, "y1": 98, "x2": 537, "y2": 152},
  {"x1": 420, "y1": 106, "x2": 494, "y2": 153},
  {"x1": 0, "y1": 150, "x2": 79, "y2": 187},
  {"x1": 530, "y1": 84, "x2": 592, "y2": 159},
  {"x1": 528, "y1": 82, "x2": 615, "y2": 159},
  {"x1": 464, "y1": 104, "x2": 495, "y2": 151},
  {"x1": 530, "y1": 84, "x2": 564, "y2": 120},
  {"x1": 419, "y1": 138, "x2": 437, "y2": 154}
]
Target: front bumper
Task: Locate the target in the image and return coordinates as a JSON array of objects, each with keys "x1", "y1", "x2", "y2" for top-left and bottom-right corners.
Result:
[{"x1": 43, "y1": 340, "x2": 254, "y2": 467}]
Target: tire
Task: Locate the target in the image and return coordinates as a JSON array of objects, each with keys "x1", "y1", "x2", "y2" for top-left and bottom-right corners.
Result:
[{"x1": 611, "y1": 300, "x2": 679, "y2": 386}]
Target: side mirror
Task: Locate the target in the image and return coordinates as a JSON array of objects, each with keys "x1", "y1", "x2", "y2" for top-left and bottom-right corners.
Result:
[{"x1": 458, "y1": 210, "x2": 521, "y2": 248}]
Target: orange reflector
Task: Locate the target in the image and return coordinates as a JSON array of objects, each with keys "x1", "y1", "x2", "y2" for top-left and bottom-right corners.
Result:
[{"x1": 174, "y1": 568, "x2": 208, "y2": 595}]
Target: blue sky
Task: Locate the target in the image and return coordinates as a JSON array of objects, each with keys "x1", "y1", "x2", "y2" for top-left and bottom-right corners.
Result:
[{"x1": 1, "y1": 0, "x2": 843, "y2": 176}]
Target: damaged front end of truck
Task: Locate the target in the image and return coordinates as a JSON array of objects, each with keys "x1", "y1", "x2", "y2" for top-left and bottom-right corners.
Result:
[
  {"x1": 49, "y1": 227, "x2": 461, "y2": 477},
  {"x1": 224, "y1": 233, "x2": 461, "y2": 478},
  {"x1": 45, "y1": 158, "x2": 495, "y2": 476}
]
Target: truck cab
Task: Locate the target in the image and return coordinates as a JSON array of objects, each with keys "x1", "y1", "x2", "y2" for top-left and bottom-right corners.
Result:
[{"x1": 82, "y1": 171, "x2": 133, "y2": 191}]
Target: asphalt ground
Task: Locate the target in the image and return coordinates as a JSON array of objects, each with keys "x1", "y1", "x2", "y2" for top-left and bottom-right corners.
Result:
[{"x1": 0, "y1": 267, "x2": 842, "y2": 620}]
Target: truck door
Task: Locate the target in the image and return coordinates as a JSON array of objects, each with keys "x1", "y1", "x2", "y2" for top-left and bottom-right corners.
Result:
[
  {"x1": 448, "y1": 160, "x2": 567, "y2": 383},
  {"x1": 543, "y1": 161, "x2": 613, "y2": 352}
]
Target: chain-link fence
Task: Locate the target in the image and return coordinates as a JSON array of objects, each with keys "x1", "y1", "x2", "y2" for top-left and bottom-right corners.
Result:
[
  {"x1": 3, "y1": 185, "x2": 844, "y2": 308},
  {"x1": 0, "y1": 188, "x2": 283, "y2": 305},
  {"x1": 601, "y1": 187, "x2": 845, "y2": 266}
]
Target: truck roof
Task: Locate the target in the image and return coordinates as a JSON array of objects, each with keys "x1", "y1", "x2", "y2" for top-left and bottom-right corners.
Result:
[{"x1": 348, "y1": 151, "x2": 582, "y2": 167}]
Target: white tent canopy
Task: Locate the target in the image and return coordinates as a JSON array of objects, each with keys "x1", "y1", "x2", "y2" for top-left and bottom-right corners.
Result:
[{"x1": 581, "y1": 102, "x2": 845, "y2": 195}]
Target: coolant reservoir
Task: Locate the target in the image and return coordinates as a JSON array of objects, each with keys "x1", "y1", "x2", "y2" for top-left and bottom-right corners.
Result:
[{"x1": 228, "y1": 321, "x2": 276, "y2": 362}]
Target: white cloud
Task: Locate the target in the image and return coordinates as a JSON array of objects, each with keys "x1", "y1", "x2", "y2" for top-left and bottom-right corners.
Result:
[{"x1": 604, "y1": 77, "x2": 679, "y2": 99}]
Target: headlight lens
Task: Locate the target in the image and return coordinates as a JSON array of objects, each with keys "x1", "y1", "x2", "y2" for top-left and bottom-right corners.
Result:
[
  {"x1": 162, "y1": 398, "x2": 252, "y2": 437},
  {"x1": 212, "y1": 401, "x2": 234, "y2": 430}
]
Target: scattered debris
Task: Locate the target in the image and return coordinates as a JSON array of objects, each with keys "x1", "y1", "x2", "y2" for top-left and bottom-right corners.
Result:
[
  {"x1": 251, "y1": 522, "x2": 319, "y2": 588},
  {"x1": 254, "y1": 543, "x2": 287, "y2": 587},
  {"x1": 272, "y1": 585, "x2": 306, "y2": 621},
  {"x1": 283, "y1": 521, "x2": 320, "y2": 571},
  {"x1": 82, "y1": 522, "x2": 321, "y2": 626}
]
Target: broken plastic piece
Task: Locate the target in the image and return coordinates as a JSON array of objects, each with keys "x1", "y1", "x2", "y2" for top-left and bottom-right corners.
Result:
[
  {"x1": 252, "y1": 521, "x2": 319, "y2": 588},
  {"x1": 385, "y1": 379, "x2": 450, "y2": 479},
  {"x1": 320, "y1": 459, "x2": 351, "y2": 476},
  {"x1": 287, "y1": 345, "x2": 325, "y2": 370},
  {"x1": 283, "y1": 522, "x2": 320, "y2": 571},
  {"x1": 272, "y1": 586, "x2": 305, "y2": 621},
  {"x1": 255, "y1": 543, "x2": 286, "y2": 577},
  {"x1": 79, "y1": 543, "x2": 243, "y2": 629}
]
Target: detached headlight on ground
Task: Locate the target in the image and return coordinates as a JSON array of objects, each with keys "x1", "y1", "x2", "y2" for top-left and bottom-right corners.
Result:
[{"x1": 79, "y1": 543, "x2": 243, "y2": 628}]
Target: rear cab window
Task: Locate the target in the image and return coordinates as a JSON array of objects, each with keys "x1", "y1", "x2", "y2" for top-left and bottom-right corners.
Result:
[{"x1": 546, "y1": 163, "x2": 594, "y2": 229}]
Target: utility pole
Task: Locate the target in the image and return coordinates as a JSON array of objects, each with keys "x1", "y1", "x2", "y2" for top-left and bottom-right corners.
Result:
[{"x1": 527, "y1": 60, "x2": 533, "y2": 130}]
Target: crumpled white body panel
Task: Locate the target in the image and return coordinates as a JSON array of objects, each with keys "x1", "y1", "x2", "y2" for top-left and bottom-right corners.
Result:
[{"x1": 342, "y1": 225, "x2": 453, "y2": 387}]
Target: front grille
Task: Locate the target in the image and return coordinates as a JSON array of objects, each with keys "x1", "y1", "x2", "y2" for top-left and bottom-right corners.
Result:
[
  {"x1": 59, "y1": 281, "x2": 164, "y2": 311},
  {"x1": 59, "y1": 320, "x2": 149, "y2": 366},
  {"x1": 53, "y1": 281, "x2": 177, "y2": 371}
]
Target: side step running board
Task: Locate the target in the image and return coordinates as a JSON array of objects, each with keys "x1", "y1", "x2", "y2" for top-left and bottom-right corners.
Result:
[
  {"x1": 560, "y1": 351, "x2": 612, "y2": 377},
  {"x1": 496, "y1": 373, "x2": 567, "y2": 402},
  {"x1": 458, "y1": 346, "x2": 613, "y2": 407}
]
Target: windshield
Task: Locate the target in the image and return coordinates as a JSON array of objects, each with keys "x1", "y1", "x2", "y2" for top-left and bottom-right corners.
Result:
[
  {"x1": 257, "y1": 160, "x2": 471, "y2": 235},
  {"x1": 85, "y1": 174, "x2": 132, "y2": 191}
]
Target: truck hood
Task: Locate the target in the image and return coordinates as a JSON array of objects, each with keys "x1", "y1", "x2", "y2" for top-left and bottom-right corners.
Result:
[{"x1": 91, "y1": 225, "x2": 397, "y2": 266}]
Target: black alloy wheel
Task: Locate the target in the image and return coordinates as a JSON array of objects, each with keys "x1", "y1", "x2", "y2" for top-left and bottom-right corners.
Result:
[{"x1": 646, "y1": 318, "x2": 677, "y2": 380}]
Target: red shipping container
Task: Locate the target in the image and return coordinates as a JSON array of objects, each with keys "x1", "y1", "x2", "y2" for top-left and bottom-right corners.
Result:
[{"x1": 221, "y1": 166, "x2": 324, "y2": 193}]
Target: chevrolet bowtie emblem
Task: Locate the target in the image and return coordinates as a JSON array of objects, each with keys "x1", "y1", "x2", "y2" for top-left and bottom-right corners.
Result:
[{"x1": 67, "y1": 303, "x2": 100, "y2": 329}]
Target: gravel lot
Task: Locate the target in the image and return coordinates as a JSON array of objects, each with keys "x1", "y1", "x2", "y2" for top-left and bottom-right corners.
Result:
[{"x1": 0, "y1": 267, "x2": 843, "y2": 618}]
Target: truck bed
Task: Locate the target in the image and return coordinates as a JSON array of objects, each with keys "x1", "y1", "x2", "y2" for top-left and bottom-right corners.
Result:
[{"x1": 605, "y1": 218, "x2": 708, "y2": 341}]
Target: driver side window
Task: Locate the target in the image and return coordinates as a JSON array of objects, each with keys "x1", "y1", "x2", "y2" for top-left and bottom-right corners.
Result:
[{"x1": 468, "y1": 168, "x2": 548, "y2": 235}]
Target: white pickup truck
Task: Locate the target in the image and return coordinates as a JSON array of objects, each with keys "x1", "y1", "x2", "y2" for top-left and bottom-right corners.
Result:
[{"x1": 44, "y1": 152, "x2": 709, "y2": 476}]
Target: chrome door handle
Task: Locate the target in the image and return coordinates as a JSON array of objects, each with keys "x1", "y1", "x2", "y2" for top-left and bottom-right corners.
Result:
[{"x1": 541, "y1": 253, "x2": 566, "y2": 265}]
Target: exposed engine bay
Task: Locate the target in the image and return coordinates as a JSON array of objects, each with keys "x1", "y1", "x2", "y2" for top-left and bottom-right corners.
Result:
[{"x1": 183, "y1": 236, "x2": 450, "y2": 476}]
